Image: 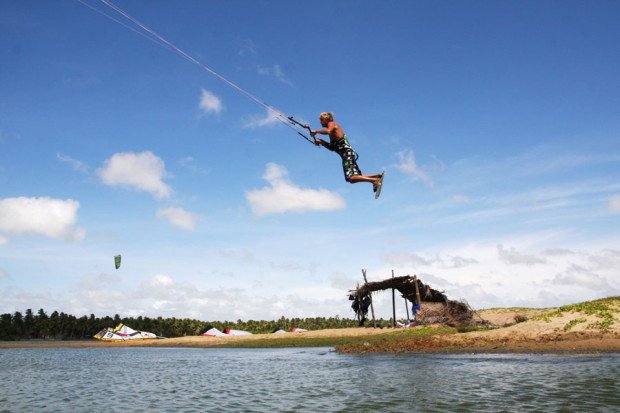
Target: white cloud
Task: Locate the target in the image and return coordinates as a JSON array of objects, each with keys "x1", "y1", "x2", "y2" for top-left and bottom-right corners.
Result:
[
  {"x1": 57, "y1": 153, "x2": 88, "y2": 173},
  {"x1": 449, "y1": 255, "x2": 479, "y2": 268},
  {"x1": 0, "y1": 235, "x2": 6, "y2": 246},
  {"x1": 543, "y1": 248, "x2": 576, "y2": 257},
  {"x1": 588, "y1": 249, "x2": 620, "y2": 271},
  {"x1": 98, "y1": 151, "x2": 172, "y2": 199},
  {"x1": 551, "y1": 264, "x2": 613, "y2": 291},
  {"x1": 452, "y1": 194, "x2": 470, "y2": 203},
  {"x1": 497, "y1": 244, "x2": 546, "y2": 266},
  {"x1": 0, "y1": 197, "x2": 85, "y2": 241},
  {"x1": 2, "y1": 236, "x2": 618, "y2": 318},
  {"x1": 393, "y1": 149, "x2": 434, "y2": 186},
  {"x1": 199, "y1": 89, "x2": 222, "y2": 114},
  {"x1": 243, "y1": 108, "x2": 281, "y2": 128},
  {"x1": 157, "y1": 207, "x2": 198, "y2": 231},
  {"x1": 609, "y1": 195, "x2": 620, "y2": 213},
  {"x1": 101, "y1": 274, "x2": 348, "y2": 320},
  {"x1": 376, "y1": 238, "x2": 620, "y2": 310},
  {"x1": 383, "y1": 252, "x2": 478, "y2": 269},
  {"x1": 329, "y1": 272, "x2": 357, "y2": 290},
  {"x1": 146, "y1": 274, "x2": 174, "y2": 288},
  {"x1": 237, "y1": 39, "x2": 257, "y2": 57},
  {"x1": 178, "y1": 156, "x2": 209, "y2": 175},
  {"x1": 246, "y1": 163, "x2": 346, "y2": 216},
  {"x1": 78, "y1": 273, "x2": 121, "y2": 290},
  {"x1": 383, "y1": 252, "x2": 438, "y2": 267},
  {"x1": 257, "y1": 64, "x2": 293, "y2": 86}
]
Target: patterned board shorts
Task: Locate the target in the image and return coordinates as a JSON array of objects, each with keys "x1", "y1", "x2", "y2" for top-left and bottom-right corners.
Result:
[{"x1": 332, "y1": 136, "x2": 361, "y2": 181}]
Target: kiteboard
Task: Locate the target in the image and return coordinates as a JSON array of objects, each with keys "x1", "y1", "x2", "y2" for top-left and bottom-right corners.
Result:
[{"x1": 374, "y1": 172, "x2": 385, "y2": 199}]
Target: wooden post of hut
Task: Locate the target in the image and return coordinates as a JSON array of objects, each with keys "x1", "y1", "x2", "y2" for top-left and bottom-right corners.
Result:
[
  {"x1": 413, "y1": 274, "x2": 422, "y2": 322},
  {"x1": 355, "y1": 282, "x2": 361, "y2": 325},
  {"x1": 413, "y1": 275, "x2": 422, "y2": 305},
  {"x1": 391, "y1": 270, "x2": 396, "y2": 327},
  {"x1": 362, "y1": 269, "x2": 376, "y2": 328},
  {"x1": 404, "y1": 297, "x2": 410, "y2": 322}
]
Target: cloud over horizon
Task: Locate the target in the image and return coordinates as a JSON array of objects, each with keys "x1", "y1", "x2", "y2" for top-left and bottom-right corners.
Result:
[{"x1": 379, "y1": 235, "x2": 620, "y2": 306}]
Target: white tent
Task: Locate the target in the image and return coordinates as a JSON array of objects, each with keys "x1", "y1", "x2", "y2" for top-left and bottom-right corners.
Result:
[
  {"x1": 201, "y1": 327, "x2": 227, "y2": 337},
  {"x1": 224, "y1": 328, "x2": 253, "y2": 336}
]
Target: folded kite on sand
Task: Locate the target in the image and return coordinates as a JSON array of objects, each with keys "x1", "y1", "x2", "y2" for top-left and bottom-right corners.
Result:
[{"x1": 93, "y1": 323, "x2": 163, "y2": 341}]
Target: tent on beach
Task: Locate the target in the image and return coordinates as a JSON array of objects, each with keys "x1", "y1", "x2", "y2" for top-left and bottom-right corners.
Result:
[
  {"x1": 200, "y1": 326, "x2": 227, "y2": 337},
  {"x1": 199, "y1": 326, "x2": 253, "y2": 336},
  {"x1": 93, "y1": 323, "x2": 163, "y2": 341},
  {"x1": 224, "y1": 328, "x2": 253, "y2": 336},
  {"x1": 292, "y1": 327, "x2": 307, "y2": 333}
]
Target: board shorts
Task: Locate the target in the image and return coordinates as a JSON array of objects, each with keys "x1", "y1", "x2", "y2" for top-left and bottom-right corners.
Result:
[{"x1": 331, "y1": 136, "x2": 361, "y2": 182}]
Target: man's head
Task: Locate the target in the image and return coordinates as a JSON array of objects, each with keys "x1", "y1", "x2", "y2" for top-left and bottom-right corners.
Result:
[{"x1": 319, "y1": 112, "x2": 334, "y2": 127}]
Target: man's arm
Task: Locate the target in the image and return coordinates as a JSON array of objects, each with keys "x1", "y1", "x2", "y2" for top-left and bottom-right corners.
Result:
[
  {"x1": 314, "y1": 138, "x2": 332, "y2": 149},
  {"x1": 311, "y1": 128, "x2": 329, "y2": 136},
  {"x1": 310, "y1": 125, "x2": 333, "y2": 149}
]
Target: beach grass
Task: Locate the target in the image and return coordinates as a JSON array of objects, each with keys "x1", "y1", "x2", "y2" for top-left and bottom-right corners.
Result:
[
  {"x1": 532, "y1": 296, "x2": 619, "y2": 331},
  {"x1": 204, "y1": 326, "x2": 457, "y2": 349}
]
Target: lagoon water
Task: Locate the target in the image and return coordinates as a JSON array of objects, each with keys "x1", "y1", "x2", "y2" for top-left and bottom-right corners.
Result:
[{"x1": 0, "y1": 347, "x2": 618, "y2": 412}]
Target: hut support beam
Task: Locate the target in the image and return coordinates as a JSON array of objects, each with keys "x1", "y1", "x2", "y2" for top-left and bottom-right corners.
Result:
[{"x1": 362, "y1": 269, "x2": 376, "y2": 328}]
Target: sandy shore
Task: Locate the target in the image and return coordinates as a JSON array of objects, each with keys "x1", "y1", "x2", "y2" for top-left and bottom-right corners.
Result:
[
  {"x1": 0, "y1": 327, "x2": 389, "y2": 349},
  {"x1": 2, "y1": 306, "x2": 618, "y2": 353}
]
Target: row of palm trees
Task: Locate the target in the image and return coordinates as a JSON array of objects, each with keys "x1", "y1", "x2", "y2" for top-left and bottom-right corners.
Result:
[{"x1": 0, "y1": 309, "x2": 393, "y2": 341}]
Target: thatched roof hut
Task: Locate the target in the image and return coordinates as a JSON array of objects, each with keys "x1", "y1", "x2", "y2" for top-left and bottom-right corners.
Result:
[{"x1": 350, "y1": 274, "x2": 481, "y2": 327}]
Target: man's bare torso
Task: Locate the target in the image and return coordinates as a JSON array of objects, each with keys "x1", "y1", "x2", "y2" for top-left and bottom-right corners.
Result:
[{"x1": 326, "y1": 121, "x2": 345, "y2": 143}]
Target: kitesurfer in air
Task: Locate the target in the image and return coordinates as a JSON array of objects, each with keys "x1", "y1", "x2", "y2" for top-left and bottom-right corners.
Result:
[{"x1": 310, "y1": 112, "x2": 384, "y2": 194}]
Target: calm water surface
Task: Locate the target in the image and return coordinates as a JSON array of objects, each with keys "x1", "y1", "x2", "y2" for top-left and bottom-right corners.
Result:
[{"x1": 0, "y1": 347, "x2": 618, "y2": 412}]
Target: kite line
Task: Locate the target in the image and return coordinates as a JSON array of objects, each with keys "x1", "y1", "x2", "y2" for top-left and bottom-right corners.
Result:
[{"x1": 78, "y1": 0, "x2": 316, "y2": 144}]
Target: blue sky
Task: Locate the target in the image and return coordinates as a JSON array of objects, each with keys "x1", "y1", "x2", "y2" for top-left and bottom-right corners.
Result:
[{"x1": 1, "y1": 0, "x2": 619, "y2": 322}]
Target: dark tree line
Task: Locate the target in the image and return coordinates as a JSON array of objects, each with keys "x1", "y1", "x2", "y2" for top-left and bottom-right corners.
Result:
[{"x1": 0, "y1": 309, "x2": 393, "y2": 341}]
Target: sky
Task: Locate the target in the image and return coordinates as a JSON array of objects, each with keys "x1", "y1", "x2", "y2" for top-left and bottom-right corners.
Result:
[{"x1": 1, "y1": 0, "x2": 619, "y2": 322}]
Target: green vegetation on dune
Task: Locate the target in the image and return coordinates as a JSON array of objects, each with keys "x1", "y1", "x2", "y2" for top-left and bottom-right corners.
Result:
[
  {"x1": 202, "y1": 327, "x2": 458, "y2": 350},
  {"x1": 479, "y1": 307, "x2": 551, "y2": 313},
  {"x1": 335, "y1": 327, "x2": 459, "y2": 353},
  {"x1": 532, "y1": 297, "x2": 619, "y2": 331}
]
